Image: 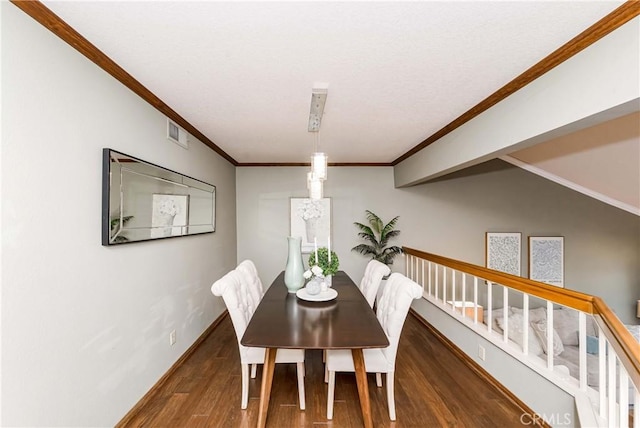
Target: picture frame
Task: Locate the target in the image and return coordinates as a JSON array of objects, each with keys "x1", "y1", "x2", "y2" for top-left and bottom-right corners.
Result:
[
  {"x1": 485, "y1": 232, "x2": 521, "y2": 276},
  {"x1": 150, "y1": 194, "x2": 189, "y2": 238},
  {"x1": 528, "y1": 236, "x2": 564, "y2": 287},
  {"x1": 290, "y1": 198, "x2": 331, "y2": 253}
]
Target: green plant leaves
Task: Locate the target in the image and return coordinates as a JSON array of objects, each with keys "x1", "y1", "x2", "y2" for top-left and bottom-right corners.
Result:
[{"x1": 351, "y1": 210, "x2": 403, "y2": 266}]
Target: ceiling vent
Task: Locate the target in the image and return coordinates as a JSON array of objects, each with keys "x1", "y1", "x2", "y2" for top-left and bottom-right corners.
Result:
[{"x1": 167, "y1": 119, "x2": 189, "y2": 149}]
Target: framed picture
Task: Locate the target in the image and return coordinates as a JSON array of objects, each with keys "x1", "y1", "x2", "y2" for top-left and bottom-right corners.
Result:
[
  {"x1": 151, "y1": 194, "x2": 189, "y2": 238},
  {"x1": 485, "y1": 232, "x2": 521, "y2": 276},
  {"x1": 290, "y1": 198, "x2": 331, "y2": 253},
  {"x1": 529, "y1": 236, "x2": 564, "y2": 287}
]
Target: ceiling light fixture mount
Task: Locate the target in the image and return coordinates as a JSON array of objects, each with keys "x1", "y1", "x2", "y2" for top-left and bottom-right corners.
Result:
[{"x1": 308, "y1": 87, "x2": 328, "y2": 132}]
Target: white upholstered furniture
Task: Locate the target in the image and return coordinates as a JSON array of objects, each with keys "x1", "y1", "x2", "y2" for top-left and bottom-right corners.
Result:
[
  {"x1": 358, "y1": 259, "x2": 391, "y2": 308},
  {"x1": 325, "y1": 273, "x2": 422, "y2": 421},
  {"x1": 236, "y1": 259, "x2": 264, "y2": 305},
  {"x1": 235, "y1": 259, "x2": 265, "y2": 378},
  {"x1": 211, "y1": 270, "x2": 306, "y2": 409}
]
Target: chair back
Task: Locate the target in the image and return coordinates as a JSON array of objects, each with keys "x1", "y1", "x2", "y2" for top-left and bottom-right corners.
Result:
[
  {"x1": 211, "y1": 270, "x2": 259, "y2": 351},
  {"x1": 359, "y1": 260, "x2": 391, "y2": 307},
  {"x1": 236, "y1": 259, "x2": 264, "y2": 305},
  {"x1": 376, "y1": 272, "x2": 423, "y2": 365}
]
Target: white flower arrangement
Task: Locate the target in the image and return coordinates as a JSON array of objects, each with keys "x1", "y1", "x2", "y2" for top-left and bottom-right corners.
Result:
[
  {"x1": 297, "y1": 199, "x2": 324, "y2": 221},
  {"x1": 159, "y1": 198, "x2": 179, "y2": 216},
  {"x1": 303, "y1": 265, "x2": 324, "y2": 280}
]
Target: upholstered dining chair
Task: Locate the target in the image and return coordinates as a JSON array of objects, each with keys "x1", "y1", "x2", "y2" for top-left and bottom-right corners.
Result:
[
  {"x1": 236, "y1": 259, "x2": 264, "y2": 305},
  {"x1": 323, "y1": 259, "x2": 391, "y2": 376},
  {"x1": 358, "y1": 259, "x2": 391, "y2": 308},
  {"x1": 325, "y1": 273, "x2": 422, "y2": 421},
  {"x1": 211, "y1": 270, "x2": 306, "y2": 410},
  {"x1": 235, "y1": 260, "x2": 265, "y2": 379}
]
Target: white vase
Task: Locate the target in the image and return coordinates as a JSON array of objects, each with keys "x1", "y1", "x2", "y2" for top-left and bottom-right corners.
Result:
[
  {"x1": 304, "y1": 217, "x2": 319, "y2": 243},
  {"x1": 284, "y1": 236, "x2": 305, "y2": 293},
  {"x1": 324, "y1": 274, "x2": 332, "y2": 288},
  {"x1": 306, "y1": 277, "x2": 322, "y2": 295}
]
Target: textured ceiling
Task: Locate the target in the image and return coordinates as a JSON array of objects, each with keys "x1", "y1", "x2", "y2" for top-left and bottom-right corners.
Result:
[{"x1": 41, "y1": 1, "x2": 625, "y2": 164}]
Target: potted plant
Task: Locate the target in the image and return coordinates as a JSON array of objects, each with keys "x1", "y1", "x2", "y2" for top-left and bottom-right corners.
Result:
[
  {"x1": 351, "y1": 210, "x2": 403, "y2": 271},
  {"x1": 308, "y1": 247, "x2": 339, "y2": 281}
]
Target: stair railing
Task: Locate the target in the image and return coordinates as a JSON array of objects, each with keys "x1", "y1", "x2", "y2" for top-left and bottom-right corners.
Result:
[{"x1": 404, "y1": 247, "x2": 639, "y2": 428}]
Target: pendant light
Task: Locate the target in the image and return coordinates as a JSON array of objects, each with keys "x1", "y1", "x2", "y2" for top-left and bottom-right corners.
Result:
[
  {"x1": 311, "y1": 151, "x2": 327, "y2": 181},
  {"x1": 307, "y1": 86, "x2": 328, "y2": 199}
]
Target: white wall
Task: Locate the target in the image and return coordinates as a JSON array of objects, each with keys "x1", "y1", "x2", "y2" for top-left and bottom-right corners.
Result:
[
  {"x1": 1, "y1": 4, "x2": 236, "y2": 426},
  {"x1": 235, "y1": 166, "x2": 404, "y2": 287}
]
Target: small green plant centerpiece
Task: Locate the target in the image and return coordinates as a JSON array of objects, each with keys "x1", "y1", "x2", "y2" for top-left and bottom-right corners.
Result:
[
  {"x1": 351, "y1": 210, "x2": 403, "y2": 274},
  {"x1": 308, "y1": 247, "x2": 339, "y2": 281}
]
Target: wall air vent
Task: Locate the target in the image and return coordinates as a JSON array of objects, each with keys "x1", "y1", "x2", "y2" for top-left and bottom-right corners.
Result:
[{"x1": 167, "y1": 119, "x2": 189, "y2": 149}]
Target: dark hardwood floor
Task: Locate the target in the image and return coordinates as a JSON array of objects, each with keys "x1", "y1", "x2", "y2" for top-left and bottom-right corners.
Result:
[{"x1": 121, "y1": 313, "x2": 529, "y2": 427}]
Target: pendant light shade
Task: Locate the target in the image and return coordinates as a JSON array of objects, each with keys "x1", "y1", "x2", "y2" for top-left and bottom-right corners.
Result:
[
  {"x1": 311, "y1": 152, "x2": 328, "y2": 180},
  {"x1": 309, "y1": 176, "x2": 323, "y2": 200}
]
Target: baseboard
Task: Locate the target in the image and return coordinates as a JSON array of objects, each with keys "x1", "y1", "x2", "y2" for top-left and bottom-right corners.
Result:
[
  {"x1": 409, "y1": 309, "x2": 551, "y2": 428},
  {"x1": 115, "y1": 311, "x2": 229, "y2": 427}
]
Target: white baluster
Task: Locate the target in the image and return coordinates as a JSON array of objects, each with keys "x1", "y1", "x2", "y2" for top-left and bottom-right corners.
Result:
[
  {"x1": 599, "y1": 329, "x2": 607, "y2": 420},
  {"x1": 442, "y1": 267, "x2": 447, "y2": 304},
  {"x1": 547, "y1": 301, "x2": 554, "y2": 370},
  {"x1": 579, "y1": 311, "x2": 587, "y2": 391},
  {"x1": 608, "y1": 341, "x2": 616, "y2": 428},
  {"x1": 451, "y1": 269, "x2": 456, "y2": 312},
  {"x1": 473, "y1": 276, "x2": 478, "y2": 324},
  {"x1": 461, "y1": 274, "x2": 466, "y2": 320},
  {"x1": 522, "y1": 294, "x2": 529, "y2": 355},
  {"x1": 619, "y1": 365, "x2": 629, "y2": 428},
  {"x1": 503, "y1": 286, "x2": 509, "y2": 344},
  {"x1": 428, "y1": 262, "x2": 432, "y2": 297},
  {"x1": 487, "y1": 281, "x2": 492, "y2": 334},
  {"x1": 434, "y1": 264, "x2": 439, "y2": 301}
]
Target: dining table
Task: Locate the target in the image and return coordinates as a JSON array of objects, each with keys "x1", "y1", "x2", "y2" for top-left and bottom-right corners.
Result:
[{"x1": 241, "y1": 270, "x2": 389, "y2": 428}]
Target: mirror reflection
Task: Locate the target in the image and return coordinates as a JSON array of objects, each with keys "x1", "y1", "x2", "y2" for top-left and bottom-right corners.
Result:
[{"x1": 102, "y1": 148, "x2": 216, "y2": 245}]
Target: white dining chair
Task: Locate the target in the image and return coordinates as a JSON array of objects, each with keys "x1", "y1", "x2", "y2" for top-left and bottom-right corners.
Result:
[
  {"x1": 325, "y1": 273, "x2": 422, "y2": 421},
  {"x1": 211, "y1": 270, "x2": 306, "y2": 410},
  {"x1": 236, "y1": 259, "x2": 264, "y2": 304},
  {"x1": 323, "y1": 259, "x2": 390, "y2": 375},
  {"x1": 358, "y1": 259, "x2": 391, "y2": 308},
  {"x1": 235, "y1": 260, "x2": 265, "y2": 379}
]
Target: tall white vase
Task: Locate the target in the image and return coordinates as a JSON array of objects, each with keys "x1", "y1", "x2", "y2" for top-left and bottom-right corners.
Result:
[{"x1": 284, "y1": 236, "x2": 305, "y2": 293}]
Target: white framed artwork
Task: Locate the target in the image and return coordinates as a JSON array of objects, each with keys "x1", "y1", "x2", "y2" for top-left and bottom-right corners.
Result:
[
  {"x1": 529, "y1": 236, "x2": 564, "y2": 287},
  {"x1": 485, "y1": 232, "x2": 521, "y2": 276},
  {"x1": 290, "y1": 198, "x2": 331, "y2": 253},
  {"x1": 151, "y1": 194, "x2": 189, "y2": 238}
]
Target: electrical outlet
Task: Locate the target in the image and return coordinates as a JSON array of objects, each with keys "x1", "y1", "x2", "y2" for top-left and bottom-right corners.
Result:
[
  {"x1": 478, "y1": 344, "x2": 486, "y2": 361},
  {"x1": 170, "y1": 330, "x2": 176, "y2": 346}
]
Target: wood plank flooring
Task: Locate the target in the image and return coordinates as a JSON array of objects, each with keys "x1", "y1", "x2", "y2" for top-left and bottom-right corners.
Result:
[{"x1": 121, "y1": 313, "x2": 529, "y2": 427}]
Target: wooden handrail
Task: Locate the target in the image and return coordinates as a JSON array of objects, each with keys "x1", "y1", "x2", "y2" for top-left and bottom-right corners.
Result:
[
  {"x1": 592, "y1": 297, "x2": 640, "y2": 388},
  {"x1": 403, "y1": 247, "x2": 595, "y2": 313},
  {"x1": 403, "y1": 247, "x2": 640, "y2": 389}
]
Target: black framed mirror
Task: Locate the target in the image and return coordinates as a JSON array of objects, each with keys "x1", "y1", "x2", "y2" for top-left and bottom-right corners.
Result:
[{"x1": 102, "y1": 148, "x2": 216, "y2": 245}]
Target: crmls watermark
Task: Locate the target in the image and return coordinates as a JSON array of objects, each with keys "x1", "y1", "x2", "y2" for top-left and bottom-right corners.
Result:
[{"x1": 520, "y1": 412, "x2": 572, "y2": 426}]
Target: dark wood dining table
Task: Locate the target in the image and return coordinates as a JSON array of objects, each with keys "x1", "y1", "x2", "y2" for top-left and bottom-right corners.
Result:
[{"x1": 241, "y1": 270, "x2": 389, "y2": 428}]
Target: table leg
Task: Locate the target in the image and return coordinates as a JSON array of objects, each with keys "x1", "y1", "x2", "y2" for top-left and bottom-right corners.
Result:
[
  {"x1": 351, "y1": 348, "x2": 373, "y2": 428},
  {"x1": 257, "y1": 348, "x2": 277, "y2": 428}
]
